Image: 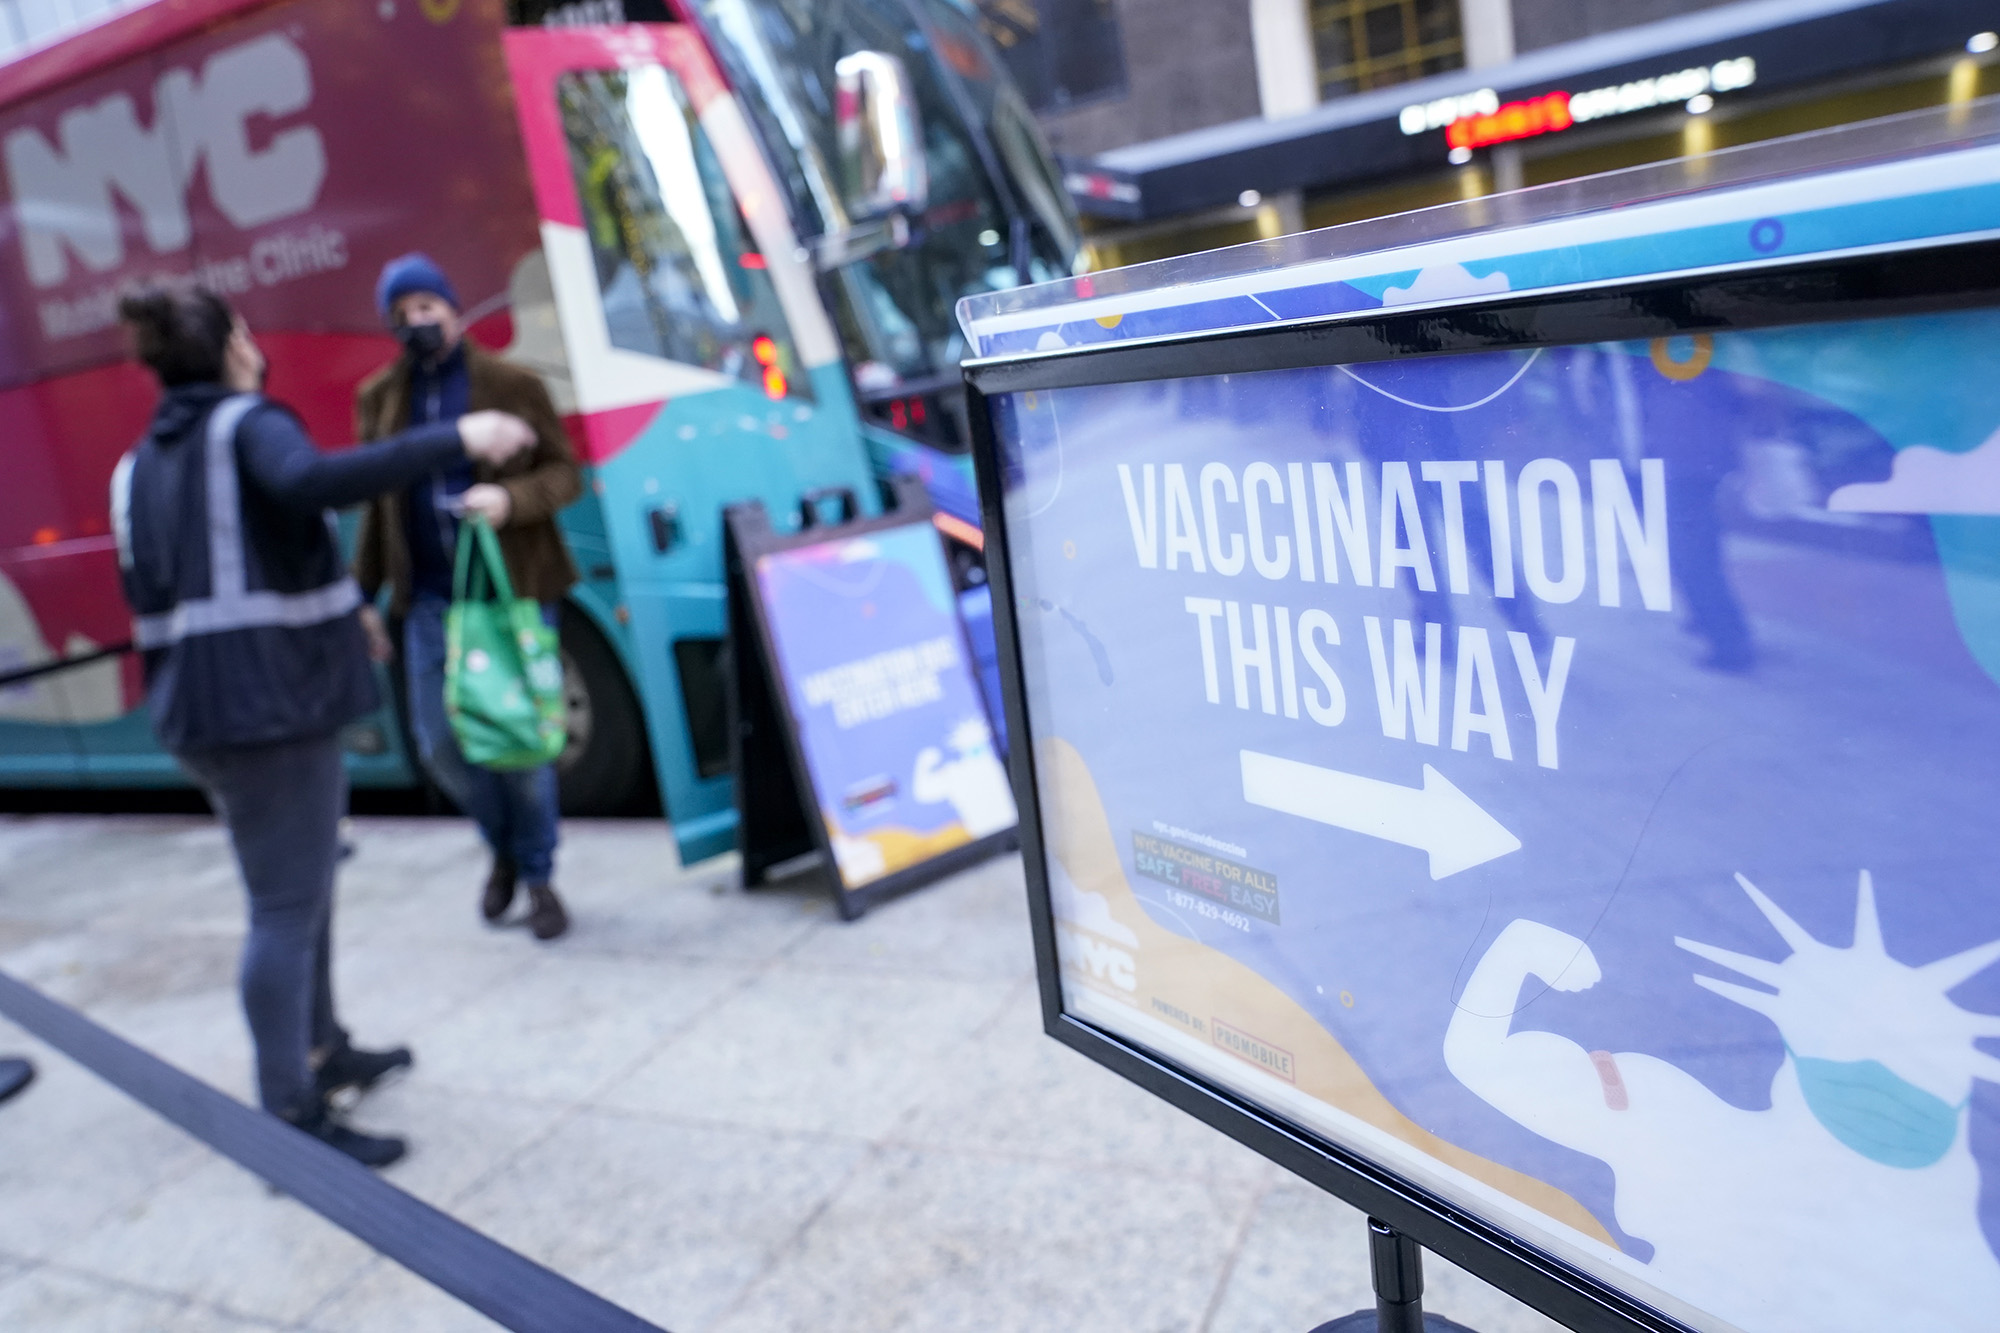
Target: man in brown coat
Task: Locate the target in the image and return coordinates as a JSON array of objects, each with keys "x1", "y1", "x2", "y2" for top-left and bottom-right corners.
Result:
[{"x1": 353, "y1": 253, "x2": 581, "y2": 939}]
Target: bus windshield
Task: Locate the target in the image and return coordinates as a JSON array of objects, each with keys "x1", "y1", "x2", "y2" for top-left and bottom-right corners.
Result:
[
  {"x1": 691, "y1": 0, "x2": 1078, "y2": 390},
  {"x1": 556, "y1": 63, "x2": 812, "y2": 400}
]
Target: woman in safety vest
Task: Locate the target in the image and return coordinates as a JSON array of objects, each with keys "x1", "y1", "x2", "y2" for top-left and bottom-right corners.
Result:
[{"x1": 112, "y1": 280, "x2": 535, "y2": 1167}]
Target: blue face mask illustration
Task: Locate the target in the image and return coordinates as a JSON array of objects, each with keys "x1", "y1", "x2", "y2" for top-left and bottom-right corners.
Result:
[{"x1": 1793, "y1": 1053, "x2": 1964, "y2": 1169}]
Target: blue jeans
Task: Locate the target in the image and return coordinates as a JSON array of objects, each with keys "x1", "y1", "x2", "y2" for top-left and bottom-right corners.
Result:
[{"x1": 402, "y1": 597, "x2": 561, "y2": 885}]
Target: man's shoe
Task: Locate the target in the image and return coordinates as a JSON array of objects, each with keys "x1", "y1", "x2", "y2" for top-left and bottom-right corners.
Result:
[
  {"x1": 288, "y1": 1099, "x2": 406, "y2": 1170},
  {"x1": 526, "y1": 884, "x2": 569, "y2": 941},
  {"x1": 482, "y1": 854, "x2": 518, "y2": 922},
  {"x1": 314, "y1": 1041, "x2": 413, "y2": 1099}
]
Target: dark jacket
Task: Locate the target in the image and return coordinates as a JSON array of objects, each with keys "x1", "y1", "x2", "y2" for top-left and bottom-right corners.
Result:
[
  {"x1": 352, "y1": 342, "x2": 582, "y2": 614},
  {"x1": 112, "y1": 383, "x2": 466, "y2": 753}
]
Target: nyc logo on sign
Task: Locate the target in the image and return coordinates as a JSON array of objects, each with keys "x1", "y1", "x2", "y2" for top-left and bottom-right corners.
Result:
[
  {"x1": 1058, "y1": 924, "x2": 1136, "y2": 993},
  {"x1": 3, "y1": 33, "x2": 326, "y2": 288}
]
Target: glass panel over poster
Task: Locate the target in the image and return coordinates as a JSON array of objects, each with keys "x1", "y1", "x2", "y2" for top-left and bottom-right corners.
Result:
[{"x1": 974, "y1": 258, "x2": 2000, "y2": 1332}]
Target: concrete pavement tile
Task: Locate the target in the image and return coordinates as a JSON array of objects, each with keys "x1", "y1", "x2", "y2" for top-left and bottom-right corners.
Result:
[
  {"x1": 333, "y1": 816, "x2": 684, "y2": 947},
  {"x1": 894, "y1": 983, "x2": 1278, "y2": 1188},
  {"x1": 337, "y1": 815, "x2": 681, "y2": 899},
  {"x1": 395, "y1": 952, "x2": 750, "y2": 1104},
  {"x1": 710, "y1": 1144, "x2": 1258, "y2": 1333},
  {"x1": 0, "y1": 819, "x2": 240, "y2": 934},
  {"x1": 0, "y1": 913, "x2": 59, "y2": 957},
  {"x1": 324, "y1": 937, "x2": 524, "y2": 1051},
  {"x1": 0, "y1": 1265, "x2": 284, "y2": 1331},
  {"x1": 314, "y1": 1110, "x2": 870, "y2": 1333},
  {"x1": 555, "y1": 871, "x2": 831, "y2": 967},
  {"x1": 781, "y1": 854, "x2": 1036, "y2": 982},
  {"x1": 1204, "y1": 1184, "x2": 1567, "y2": 1333},
  {"x1": 0, "y1": 1035, "x2": 209, "y2": 1260},
  {"x1": 86, "y1": 985, "x2": 256, "y2": 1102},
  {"x1": 335, "y1": 819, "x2": 488, "y2": 887},
  {"x1": 533, "y1": 818, "x2": 688, "y2": 887},
  {"x1": 0, "y1": 928, "x2": 239, "y2": 1011},
  {"x1": 0, "y1": 813, "x2": 87, "y2": 873},
  {"x1": 336, "y1": 862, "x2": 523, "y2": 954},
  {"x1": 596, "y1": 967, "x2": 1013, "y2": 1139},
  {"x1": 302, "y1": 1258, "x2": 507, "y2": 1333},
  {"x1": 331, "y1": 823, "x2": 812, "y2": 965},
  {"x1": 49, "y1": 1155, "x2": 377, "y2": 1324},
  {"x1": 333, "y1": 1079, "x2": 571, "y2": 1209}
]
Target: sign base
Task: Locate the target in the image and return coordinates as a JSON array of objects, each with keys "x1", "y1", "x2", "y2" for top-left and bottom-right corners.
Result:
[{"x1": 1308, "y1": 1316, "x2": 1479, "y2": 1333}]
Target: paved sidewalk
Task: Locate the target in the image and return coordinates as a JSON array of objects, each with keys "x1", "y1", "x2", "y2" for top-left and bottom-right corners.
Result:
[{"x1": 0, "y1": 814, "x2": 1566, "y2": 1333}]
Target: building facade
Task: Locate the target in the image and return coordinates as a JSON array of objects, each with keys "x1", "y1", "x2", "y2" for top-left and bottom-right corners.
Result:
[{"x1": 1035, "y1": 0, "x2": 2000, "y2": 264}]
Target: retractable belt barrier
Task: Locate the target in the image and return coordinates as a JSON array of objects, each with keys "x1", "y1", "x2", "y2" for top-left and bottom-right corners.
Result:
[
  {"x1": 0, "y1": 969, "x2": 669, "y2": 1333},
  {"x1": 0, "y1": 643, "x2": 133, "y2": 690}
]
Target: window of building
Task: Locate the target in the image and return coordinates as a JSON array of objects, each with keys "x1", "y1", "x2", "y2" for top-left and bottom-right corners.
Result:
[
  {"x1": 1310, "y1": 0, "x2": 1463, "y2": 99},
  {"x1": 973, "y1": 0, "x2": 1126, "y2": 113}
]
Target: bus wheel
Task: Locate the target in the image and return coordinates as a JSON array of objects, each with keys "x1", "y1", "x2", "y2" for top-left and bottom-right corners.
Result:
[{"x1": 556, "y1": 607, "x2": 653, "y2": 817}]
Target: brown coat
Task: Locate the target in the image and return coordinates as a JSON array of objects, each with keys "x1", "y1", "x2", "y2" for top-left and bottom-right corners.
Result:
[{"x1": 353, "y1": 342, "x2": 582, "y2": 615}]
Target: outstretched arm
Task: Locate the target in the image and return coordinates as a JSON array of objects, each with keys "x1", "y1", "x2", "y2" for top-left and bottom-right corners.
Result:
[
  {"x1": 237, "y1": 405, "x2": 465, "y2": 514},
  {"x1": 1445, "y1": 919, "x2": 1625, "y2": 1159}
]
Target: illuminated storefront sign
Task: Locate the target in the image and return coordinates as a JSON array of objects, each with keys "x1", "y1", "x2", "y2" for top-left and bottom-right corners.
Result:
[
  {"x1": 1399, "y1": 88, "x2": 1500, "y2": 136},
  {"x1": 1571, "y1": 56, "x2": 1757, "y2": 122},
  {"x1": 1401, "y1": 56, "x2": 1758, "y2": 155},
  {"x1": 1446, "y1": 90, "x2": 1571, "y2": 150}
]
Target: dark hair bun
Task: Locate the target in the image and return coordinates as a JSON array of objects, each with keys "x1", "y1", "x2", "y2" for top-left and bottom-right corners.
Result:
[{"x1": 118, "y1": 280, "x2": 234, "y2": 387}]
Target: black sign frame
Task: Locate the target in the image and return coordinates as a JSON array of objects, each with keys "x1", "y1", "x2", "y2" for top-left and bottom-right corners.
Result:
[
  {"x1": 725, "y1": 475, "x2": 1017, "y2": 921},
  {"x1": 961, "y1": 232, "x2": 2000, "y2": 1333}
]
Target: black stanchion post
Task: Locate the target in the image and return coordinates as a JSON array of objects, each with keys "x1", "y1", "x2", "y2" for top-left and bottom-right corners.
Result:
[
  {"x1": 1305, "y1": 1221, "x2": 1479, "y2": 1333},
  {"x1": 1369, "y1": 1218, "x2": 1425, "y2": 1333}
]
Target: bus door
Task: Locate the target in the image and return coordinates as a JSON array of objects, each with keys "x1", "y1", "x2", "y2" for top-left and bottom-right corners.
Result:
[{"x1": 503, "y1": 25, "x2": 878, "y2": 865}]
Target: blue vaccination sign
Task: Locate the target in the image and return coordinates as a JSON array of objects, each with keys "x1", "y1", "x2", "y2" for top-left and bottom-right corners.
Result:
[
  {"x1": 753, "y1": 519, "x2": 1016, "y2": 896},
  {"x1": 982, "y1": 259, "x2": 2000, "y2": 1330}
]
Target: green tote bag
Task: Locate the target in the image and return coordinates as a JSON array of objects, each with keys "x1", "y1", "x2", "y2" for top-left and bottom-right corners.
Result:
[{"x1": 445, "y1": 516, "x2": 566, "y2": 770}]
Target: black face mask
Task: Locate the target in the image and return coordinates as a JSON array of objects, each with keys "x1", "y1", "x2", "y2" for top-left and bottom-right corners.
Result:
[{"x1": 395, "y1": 321, "x2": 447, "y2": 364}]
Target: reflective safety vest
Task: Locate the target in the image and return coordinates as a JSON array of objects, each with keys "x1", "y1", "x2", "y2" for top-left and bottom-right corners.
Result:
[{"x1": 111, "y1": 391, "x2": 380, "y2": 752}]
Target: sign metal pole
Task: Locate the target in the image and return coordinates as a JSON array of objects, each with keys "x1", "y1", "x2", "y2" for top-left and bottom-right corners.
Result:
[{"x1": 1370, "y1": 1220, "x2": 1426, "y2": 1333}]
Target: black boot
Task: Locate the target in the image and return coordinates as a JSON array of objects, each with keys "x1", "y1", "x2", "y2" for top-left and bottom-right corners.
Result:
[
  {"x1": 314, "y1": 1040, "x2": 413, "y2": 1099},
  {"x1": 0, "y1": 1057, "x2": 33, "y2": 1106},
  {"x1": 287, "y1": 1097, "x2": 406, "y2": 1170},
  {"x1": 526, "y1": 883, "x2": 569, "y2": 941},
  {"x1": 482, "y1": 854, "x2": 518, "y2": 922}
]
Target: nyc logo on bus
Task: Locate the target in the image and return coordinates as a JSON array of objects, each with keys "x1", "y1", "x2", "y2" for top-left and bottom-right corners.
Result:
[{"x1": 3, "y1": 33, "x2": 327, "y2": 288}]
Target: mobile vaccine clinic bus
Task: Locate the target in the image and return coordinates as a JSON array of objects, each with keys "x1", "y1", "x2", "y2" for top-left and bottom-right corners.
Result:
[{"x1": 0, "y1": 0, "x2": 1078, "y2": 861}]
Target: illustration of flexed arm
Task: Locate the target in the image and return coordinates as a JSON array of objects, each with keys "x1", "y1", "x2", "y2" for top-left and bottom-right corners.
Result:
[
  {"x1": 912, "y1": 717, "x2": 1016, "y2": 837},
  {"x1": 1446, "y1": 920, "x2": 1634, "y2": 1161},
  {"x1": 1444, "y1": 887, "x2": 2000, "y2": 1331}
]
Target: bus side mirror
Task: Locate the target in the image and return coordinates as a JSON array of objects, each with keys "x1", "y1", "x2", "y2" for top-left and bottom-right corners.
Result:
[{"x1": 834, "y1": 50, "x2": 929, "y2": 223}]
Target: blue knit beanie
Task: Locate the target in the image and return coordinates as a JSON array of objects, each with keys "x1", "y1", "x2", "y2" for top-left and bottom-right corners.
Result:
[{"x1": 375, "y1": 252, "x2": 460, "y2": 322}]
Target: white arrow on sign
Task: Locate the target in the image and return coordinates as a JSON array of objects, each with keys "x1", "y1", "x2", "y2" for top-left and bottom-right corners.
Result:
[{"x1": 1240, "y1": 750, "x2": 1521, "y2": 880}]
